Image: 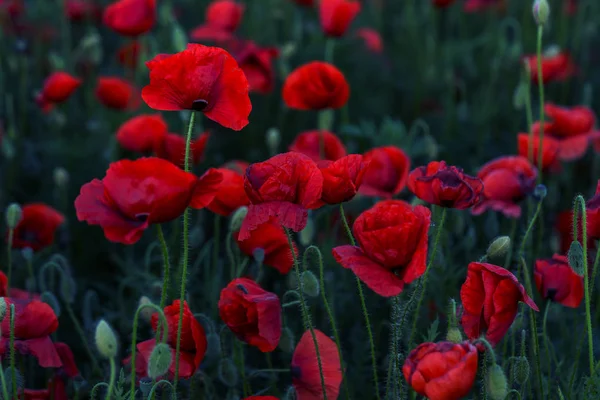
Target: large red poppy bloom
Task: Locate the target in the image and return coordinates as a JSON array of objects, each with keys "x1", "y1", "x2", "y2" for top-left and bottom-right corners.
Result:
[
  {"x1": 355, "y1": 28, "x2": 383, "y2": 53},
  {"x1": 408, "y1": 161, "x2": 483, "y2": 209},
  {"x1": 319, "y1": 154, "x2": 369, "y2": 204},
  {"x1": 207, "y1": 165, "x2": 250, "y2": 216},
  {"x1": 9, "y1": 203, "x2": 64, "y2": 252},
  {"x1": 289, "y1": 130, "x2": 347, "y2": 162},
  {"x1": 142, "y1": 44, "x2": 251, "y2": 131},
  {"x1": 35, "y1": 72, "x2": 81, "y2": 112},
  {"x1": 291, "y1": 329, "x2": 342, "y2": 400},
  {"x1": 238, "y1": 152, "x2": 323, "y2": 240},
  {"x1": 103, "y1": 0, "x2": 155, "y2": 37},
  {"x1": 319, "y1": 0, "x2": 361, "y2": 38},
  {"x1": 403, "y1": 341, "x2": 478, "y2": 400},
  {"x1": 233, "y1": 40, "x2": 279, "y2": 94},
  {"x1": 524, "y1": 52, "x2": 576, "y2": 84},
  {"x1": 235, "y1": 218, "x2": 297, "y2": 274},
  {"x1": 0, "y1": 299, "x2": 60, "y2": 368},
  {"x1": 95, "y1": 77, "x2": 140, "y2": 110},
  {"x1": 153, "y1": 132, "x2": 210, "y2": 168},
  {"x1": 333, "y1": 200, "x2": 430, "y2": 297},
  {"x1": 219, "y1": 278, "x2": 281, "y2": 352},
  {"x1": 517, "y1": 133, "x2": 560, "y2": 172},
  {"x1": 360, "y1": 146, "x2": 410, "y2": 198},
  {"x1": 283, "y1": 62, "x2": 350, "y2": 111},
  {"x1": 75, "y1": 157, "x2": 222, "y2": 245},
  {"x1": 460, "y1": 262, "x2": 539, "y2": 346},
  {"x1": 534, "y1": 254, "x2": 583, "y2": 308},
  {"x1": 116, "y1": 114, "x2": 168, "y2": 153},
  {"x1": 471, "y1": 156, "x2": 537, "y2": 218}
]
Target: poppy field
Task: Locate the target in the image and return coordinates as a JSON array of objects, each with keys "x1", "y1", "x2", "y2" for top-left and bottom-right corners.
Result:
[{"x1": 3, "y1": 0, "x2": 600, "y2": 399}]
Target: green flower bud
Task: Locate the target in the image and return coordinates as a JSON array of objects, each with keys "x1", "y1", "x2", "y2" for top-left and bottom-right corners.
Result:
[
  {"x1": 512, "y1": 356, "x2": 530, "y2": 385},
  {"x1": 299, "y1": 218, "x2": 315, "y2": 247},
  {"x1": 217, "y1": 358, "x2": 238, "y2": 387},
  {"x1": 53, "y1": 167, "x2": 69, "y2": 188},
  {"x1": 532, "y1": 0, "x2": 550, "y2": 26},
  {"x1": 279, "y1": 327, "x2": 295, "y2": 353},
  {"x1": 446, "y1": 327, "x2": 463, "y2": 344},
  {"x1": 486, "y1": 364, "x2": 508, "y2": 400},
  {"x1": 0, "y1": 298, "x2": 7, "y2": 323},
  {"x1": 147, "y1": 343, "x2": 172, "y2": 379},
  {"x1": 486, "y1": 236, "x2": 511, "y2": 259},
  {"x1": 5, "y1": 203, "x2": 22, "y2": 229},
  {"x1": 300, "y1": 271, "x2": 320, "y2": 298},
  {"x1": 95, "y1": 319, "x2": 118, "y2": 359},
  {"x1": 229, "y1": 206, "x2": 248, "y2": 232},
  {"x1": 568, "y1": 240, "x2": 585, "y2": 276},
  {"x1": 138, "y1": 296, "x2": 154, "y2": 322},
  {"x1": 266, "y1": 128, "x2": 281, "y2": 155},
  {"x1": 513, "y1": 82, "x2": 528, "y2": 110}
]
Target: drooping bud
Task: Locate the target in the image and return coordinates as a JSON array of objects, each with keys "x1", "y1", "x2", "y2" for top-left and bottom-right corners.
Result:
[
  {"x1": 138, "y1": 296, "x2": 154, "y2": 322},
  {"x1": 486, "y1": 236, "x2": 511, "y2": 259},
  {"x1": 568, "y1": 240, "x2": 585, "y2": 276},
  {"x1": 94, "y1": 319, "x2": 118, "y2": 359},
  {"x1": 266, "y1": 128, "x2": 281, "y2": 156},
  {"x1": 229, "y1": 206, "x2": 248, "y2": 232},
  {"x1": 299, "y1": 218, "x2": 315, "y2": 246},
  {"x1": 532, "y1": 0, "x2": 550, "y2": 26},
  {"x1": 486, "y1": 364, "x2": 508, "y2": 400},
  {"x1": 147, "y1": 343, "x2": 172, "y2": 379},
  {"x1": 513, "y1": 82, "x2": 528, "y2": 110},
  {"x1": 446, "y1": 327, "x2": 463, "y2": 344},
  {"x1": 53, "y1": 167, "x2": 69, "y2": 188},
  {"x1": 533, "y1": 184, "x2": 547, "y2": 201},
  {"x1": 279, "y1": 327, "x2": 295, "y2": 353},
  {"x1": 0, "y1": 298, "x2": 7, "y2": 322},
  {"x1": 217, "y1": 358, "x2": 239, "y2": 387},
  {"x1": 5, "y1": 203, "x2": 22, "y2": 229},
  {"x1": 512, "y1": 356, "x2": 530, "y2": 385},
  {"x1": 41, "y1": 292, "x2": 61, "y2": 318},
  {"x1": 300, "y1": 271, "x2": 320, "y2": 298}
]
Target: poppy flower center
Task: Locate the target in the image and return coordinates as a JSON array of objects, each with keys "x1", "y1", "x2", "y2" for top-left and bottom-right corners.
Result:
[
  {"x1": 546, "y1": 288, "x2": 558, "y2": 301},
  {"x1": 191, "y1": 99, "x2": 208, "y2": 111},
  {"x1": 135, "y1": 213, "x2": 149, "y2": 222}
]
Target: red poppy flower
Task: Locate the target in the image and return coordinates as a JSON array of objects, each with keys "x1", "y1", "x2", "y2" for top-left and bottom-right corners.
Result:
[
  {"x1": 517, "y1": 133, "x2": 560, "y2": 172},
  {"x1": 117, "y1": 41, "x2": 143, "y2": 69},
  {"x1": 153, "y1": 132, "x2": 210, "y2": 168},
  {"x1": 534, "y1": 254, "x2": 583, "y2": 308},
  {"x1": 232, "y1": 40, "x2": 279, "y2": 94},
  {"x1": 408, "y1": 161, "x2": 484, "y2": 209},
  {"x1": 102, "y1": 0, "x2": 155, "y2": 37},
  {"x1": 403, "y1": 341, "x2": 478, "y2": 400},
  {"x1": 360, "y1": 146, "x2": 410, "y2": 198},
  {"x1": 142, "y1": 44, "x2": 251, "y2": 131},
  {"x1": 554, "y1": 209, "x2": 595, "y2": 254},
  {"x1": 292, "y1": 329, "x2": 342, "y2": 400},
  {"x1": 116, "y1": 114, "x2": 167, "y2": 153},
  {"x1": 0, "y1": 299, "x2": 61, "y2": 368},
  {"x1": 355, "y1": 28, "x2": 383, "y2": 53},
  {"x1": 524, "y1": 52, "x2": 576, "y2": 84},
  {"x1": 95, "y1": 77, "x2": 140, "y2": 110},
  {"x1": 238, "y1": 152, "x2": 323, "y2": 240},
  {"x1": 75, "y1": 157, "x2": 222, "y2": 245},
  {"x1": 289, "y1": 130, "x2": 347, "y2": 162},
  {"x1": 207, "y1": 166, "x2": 250, "y2": 216},
  {"x1": 460, "y1": 262, "x2": 539, "y2": 346},
  {"x1": 54, "y1": 342, "x2": 80, "y2": 378},
  {"x1": 205, "y1": 0, "x2": 244, "y2": 31},
  {"x1": 471, "y1": 156, "x2": 537, "y2": 218},
  {"x1": 319, "y1": 0, "x2": 361, "y2": 38},
  {"x1": 319, "y1": 154, "x2": 369, "y2": 204},
  {"x1": 66, "y1": 0, "x2": 101, "y2": 22},
  {"x1": 333, "y1": 200, "x2": 430, "y2": 297},
  {"x1": 283, "y1": 62, "x2": 350, "y2": 111},
  {"x1": 9, "y1": 203, "x2": 64, "y2": 252},
  {"x1": 464, "y1": 0, "x2": 506, "y2": 12},
  {"x1": 432, "y1": 0, "x2": 456, "y2": 8},
  {"x1": 219, "y1": 278, "x2": 281, "y2": 352},
  {"x1": 235, "y1": 218, "x2": 297, "y2": 274},
  {"x1": 35, "y1": 72, "x2": 81, "y2": 112}
]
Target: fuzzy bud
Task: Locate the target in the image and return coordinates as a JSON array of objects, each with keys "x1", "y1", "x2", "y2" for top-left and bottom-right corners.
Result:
[
  {"x1": 532, "y1": 0, "x2": 550, "y2": 26},
  {"x1": 446, "y1": 327, "x2": 463, "y2": 344},
  {"x1": 486, "y1": 236, "x2": 511, "y2": 259},
  {"x1": 513, "y1": 82, "x2": 528, "y2": 110},
  {"x1": 0, "y1": 298, "x2": 7, "y2": 323},
  {"x1": 53, "y1": 167, "x2": 69, "y2": 188},
  {"x1": 252, "y1": 248, "x2": 265, "y2": 266},
  {"x1": 138, "y1": 296, "x2": 154, "y2": 322},
  {"x1": 217, "y1": 358, "x2": 239, "y2": 387},
  {"x1": 266, "y1": 128, "x2": 281, "y2": 155},
  {"x1": 299, "y1": 218, "x2": 315, "y2": 246},
  {"x1": 512, "y1": 356, "x2": 530, "y2": 385},
  {"x1": 94, "y1": 319, "x2": 118, "y2": 359},
  {"x1": 486, "y1": 364, "x2": 508, "y2": 400},
  {"x1": 147, "y1": 343, "x2": 172, "y2": 379},
  {"x1": 568, "y1": 240, "x2": 585, "y2": 276},
  {"x1": 229, "y1": 206, "x2": 248, "y2": 232},
  {"x1": 279, "y1": 327, "x2": 295, "y2": 353},
  {"x1": 5, "y1": 203, "x2": 22, "y2": 229},
  {"x1": 301, "y1": 271, "x2": 320, "y2": 298},
  {"x1": 533, "y1": 184, "x2": 547, "y2": 201}
]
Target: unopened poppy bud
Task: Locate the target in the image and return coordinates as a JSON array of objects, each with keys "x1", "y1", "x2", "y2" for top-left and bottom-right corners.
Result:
[
  {"x1": 94, "y1": 319, "x2": 118, "y2": 359},
  {"x1": 205, "y1": 333, "x2": 222, "y2": 361},
  {"x1": 252, "y1": 248, "x2": 265, "y2": 266},
  {"x1": 0, "y1": 298, "x2": 7, "y2": 322},
  {"x1": 266, "y1": 128, "x2": 281, "y2": 155},
  {"x1": 229, "y1": 206, "x2": 248, "y2": 232},
  {"x1": 217, "y1": 358, "x2": 239, "y2": 387},
  {"x1": 532, "y1": 0, "x2": 550, "y2": 26},
  {"x1": 53, "y1": 167, "x2": 69, "y2": 188},
  {"x1": 147, "y1": 343, "x2": 172, "y2": 379},
  {"x1": 512, "y1": 356, "x2": 530, "y2": 385},
  {"x1": 138, "y1": 296, "x2": 154, "y2": 322},
  {"x1": 446, "y1": 327, "x2": 463, "y2": 343},
  {"x1": 5, "y1": 203, "x2": 22, "y2": 229},
  {"x1": 486, "y1": 364, "x2": 508, "y2": 400},
  {"x1": 487, "y1": 236, "x2": 511, "y2": 259},
  {"x1": 301, "y1": 271, "x2": 320, "y2": 298},
  {"x1": 41, "y1": 291, "x2": 61, "y2": 318},
  {"x1": 299, "y1": 218, "x2": 315, "y2": 246},
  {"x1": 279, "y1": 327, "x2": 295, "y2": 353},
  {"x1": 513, "y1": 82, "x2": 528, "y2": 110},
  {"x1": 139, "y1": 377, "x2": 153, "y2": 398},
  {"x1": 318, "y1": 109, "x2": 334, "y2": 131},
  {"x1": 568, "y1": 241, "x2": 585, "y2": 275},
  {"x1": 533, "y1": 184, "x2": 547, "y2": 201}
]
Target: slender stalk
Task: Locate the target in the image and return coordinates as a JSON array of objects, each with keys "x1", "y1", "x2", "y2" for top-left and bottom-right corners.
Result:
[
  {"x1": 535, "y1": 25, "x2": 545, "y2": 183},
  {"x1": 212, "y1": 214, "x2": 221, "y2": 277},
  {"x1": 25, "y1": 254, "x2": 34, "y2": 295},
  {"x1": 65, "y1": 303, "x2": 101, "y2": 374},
  {"x1": 518, "y1": 198, "x2": 543, "y2": 256},
  {"x1": 339, "y1": 204, "x2": 380, "y2": 400},
  {"x1": 324, "y1": 38, "x2": 336, "y2": 64},
  {"x1": 60, "y1": 0, "x2": 72, "y2": 70},
  {"x1": 542, "y1": 302, "x2": 551, "y2": 378},
  {"x1": 234, "y1": 340, "x2": 250, "y2": 396},
  {"x1": 6, "y1": 230, "x2": 13, "y2": 290},
  {"x1": 105, "y1": 358, "x2": 116, "y2": 400},
  {"x1": 524, "y1": 70, "x2": 534, "y2": 163},
  {"x1": 174, "y1": 111, "x2": 196, "y2": 389},
  {"x1": 385, "y1": 296, "x2": 400, "y2": 399},
  {"x1": 156, "y1": 225, "x2": 171, "y2": 309},
  {"x1": 9, "y1": 304, "x2": 15, "y2": 400}
]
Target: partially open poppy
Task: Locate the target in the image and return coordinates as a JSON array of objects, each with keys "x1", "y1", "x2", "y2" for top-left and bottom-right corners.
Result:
[
  {"x1": 289, "y1": 130, "x2": 347, "y2": 162},
  {"x1": 232, "y1": 40, "x2": 279, "y2": 94},
  {"x1": 103, "y1": 0, "x2": 155, "y2": 37},
  {"x1": 291, "y1": 329, "x2": 342, "y2": 400},
  {"x1": 153, "y1": 132, "x2": 210, "y2": 168},
  {"x1": 524, "y1": 52, "x2": 576, "y2": 84},
  {"x1": 116, "y1": 114, "x2": 168, "y2": 153},
  {"x1": 355, "y1": 28, "x2": 383, "y2": 53},
  {"x1": 283, "y1": 62, "x2": 350, "y2": 111},
  {"x1": 535, "y1": 254, "x2": 583, "y2": 308},
  {"x1": 75, "y1": 157, "x2": 222, "y2": 244},
  {"x1": 207, "y1": 164, "x2": 250, "y2": 216},
  {"x1": 9, "y1": 203, "x2": 64, "y2": 252},
  {"x1": 35, "y1": 72, "x2": 81, "y2": 112},
  {"x1": 360, "y1": 146, "x2": 410, "y2": 198},
  {"x1": 517, "y1": 133, "x2": 560, "y2": 171},
  {"x1": 319, "y1": 154, "x2": 369, "y2": 204},
  {"x1": 95, "y1": 77, "x2": 140, "y2": 110},
  {"x1": 333, "y1": 200, "x2": 430, "y2": 297},
  {"x1": 319, "y1": 0, "x2": 361, "y2": 38}
]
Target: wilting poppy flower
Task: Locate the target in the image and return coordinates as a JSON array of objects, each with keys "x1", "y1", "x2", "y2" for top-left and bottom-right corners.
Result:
[
  {"x1": 524, "y1": 52, "x2": 576, "y2": 84},
  {"x1": 432, "y1": 0, "x2": 456, "y2": 8},
  {"x1": 103, "y1": 0, "x2": 155, "y2": 37},
  {"x1": 319, "y1": 154, "x2": 369, "y2": 204},
  {"x1": 232, "y1": 40, "x2": 279, "y2": 94},
  {"x1": 66, "y1": 0, "x2": 101, "y2": 22},
  {"x1": 9, "y1": 203, "x2": 64, "y2": 252},
  {"x1": 360, "y1": 146, "x2": 410, "y2": 198},
  {"x1": 0, "y1": 299, "x2": 61, "y2": 368},
  {"x1": 471, "y1": 156, "x2": 537, "y2": 218},
  {"x1": 238, "y1": 152, "x2": 323, "y2": 240},
  {"x1": 333, "y1": 200, "x2": 430, "y2": 297},
  {"x1": 219, "y1": 278, "x2": 281, "y2": 352},
  {"x1": 117, "y1": 41, "x2": 143, "y2": 69},
  {"x1": 35, "y1": 72, "x2": 81, "y2": 111},
  {"x1": 289, "y1": 130, "x2": 347, "y2": 162},
  {"x1": 355, "y1": 28, "x2": 383, "y2": 53},
  {"x1": 460, "y1": 262, "x2": 539, "y2": 346},
  {"x1": 319, "y1": 0, "x2": 361, "y2": 38},
  {"x1": 403, "y1": 341, "x2": 478, "y2": 400},
  {"x1": 292, "y1": 329, "x2": 342, "y2": 400},
  {"x1": 95, "y1": 77, "x2": 140, "y2": 110},
  {"x1": 207, "y1": 165, "x2": 250, "y2": 216},
  {"x1": 75, "y1": 157, "x2": 222, "y2": 245},
  {"x1": 153, "y1": 132, "x2": 210, "y2": 168},
  {"x1": 116, "y1": 114, "x2": 168, "y2": 153},
  {"x1": 534, "y1": 254, "x2": 583, "y2": 308},
  {"x1": 464, "y1": 0, "x2": 506, "y2": 12},
  {"x1": 142, "y1": 44, "x2": 251, "y2": 131},
  {"x1": 283, "y1": 62, "x2": 350, "y2": 111},
  {"x1": 408, "y1": 161, "x2": 484, "y2": 209},
  {"x1": 235, "y1": 218, "x2": 297, "y2": 274},
  {"x1": 132, "y1": 300, "x2": 207, "y2": 379},
  {"x1": 517, "y1": 133, "x2": 560, "y2": 172}
]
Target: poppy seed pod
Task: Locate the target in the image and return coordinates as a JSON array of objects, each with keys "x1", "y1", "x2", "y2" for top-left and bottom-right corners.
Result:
[
  {"x1": 486, "y1": 236, "x2": 511, "y2": 259},
  {"x1": 5, "y1": 203, "x2": 23, "y2": 229},
  {"x1": 229, "y1": 206, "x2": 248, "y2": 232},
  {"x1": 300, "y1": 270, "x2": 320, "y2": 298},
  {"x1": 147, "y1": 343, "x2": 172, "y2": 379},
  {"x1": 533, "y1": 0, "x2": 550, "y2": 26},
  {"x1": 94, "y1": 319, "x2": 118, "y2": 359},
  {"x1": 486, "y1": 364, "x2": 508, "y2": 400},
  {"x1": 512, "y1": 356, "x2": 530, "y2": 385}
]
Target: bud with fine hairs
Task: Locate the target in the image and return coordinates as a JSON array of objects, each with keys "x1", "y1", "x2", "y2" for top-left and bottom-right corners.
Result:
[
  {"x1": 300, "y1": 270, "x2": 320, "y2": 298},
  {"x1": 486, "y1": 364, "x2": 508, "y2": 400},
  {"x1": 94, "y1": 319, "x2": 118, "y2": 359},
  {"x1": 5, "y1": 203, "x2": 22, "y2": 229},
  {"x1": 532, "y1": 0, "x2": 550, "y2": 26},
  {"x1": 229, "y1": 206, "x2": 248, "y2": 232},
  {"x1": 147, "y1": 343, "x2": 172, "y2": 379},
  {"x1": 486, "y1": 236, "x2": 511, "y2": 259},
  {"x1": 138, "y1": 296, "x2": 154, "y2": 322},
  {"x1": 266, "y1": 127, "x2": 281, "y2": 156}
]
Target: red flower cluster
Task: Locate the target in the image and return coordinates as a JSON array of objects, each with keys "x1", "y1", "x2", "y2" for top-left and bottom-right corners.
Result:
[
  {"x1": 360, "y1": 146, "x2": 410, "y2": 198},
  {"x1": 535, "y1": 254, "x2": 583, "y2": 308},
  {"x1": 283, "y1": 62, "x2": 350, "y2": 111},
  {"x1": 208, "y1": 162, "x2": 250, "y2": 216},
  {"x1": 319, "y1": 154, "x2": 369, "y2": 204}
]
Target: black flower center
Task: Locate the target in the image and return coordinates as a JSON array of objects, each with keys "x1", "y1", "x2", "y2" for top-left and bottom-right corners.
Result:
[
  {"x1": 236, "y1": 284, "x2": 248, "y2": 294},
  {"x1": 135, "y1": 213, "x2": 149, "y2": 222},
  {"x1": 546, "y1": 288, "x2": 558, "y2": 301},
  {"x1": 191, "y1": 99, "x2": 208, "y2": 111}
]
